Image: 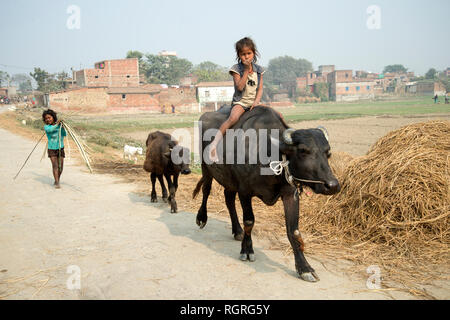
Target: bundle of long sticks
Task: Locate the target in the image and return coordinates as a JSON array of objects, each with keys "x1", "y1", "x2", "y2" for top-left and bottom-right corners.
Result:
[{"x1": 60, "y1": 120, "x2": 93, "y2": 173}]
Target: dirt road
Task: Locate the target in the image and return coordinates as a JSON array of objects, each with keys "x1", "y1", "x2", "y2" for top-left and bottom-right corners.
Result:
[{"x1": 0, "y1": 124, "x2": 417, "y2": 300}]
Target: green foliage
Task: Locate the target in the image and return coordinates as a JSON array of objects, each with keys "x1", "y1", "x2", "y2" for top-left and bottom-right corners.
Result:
[
  {"x1": 192, "y1": 61, "x2": 229, "y2": 82},
  {"x1": 144, "y1": 54, "x2": 192, "y2": 85},
  {"x1": 313, "y1": 83, "x2": 329, "y2": 101},
  {"x1": 0, "y1": 70, "x2": 10, "y2": 87},
  {"x1": 383, "y1": 64, "x2": 408, "y2": 73},
  {"x1": 265, "y1": 56, "x2": 313, "y2": 85},
  {"x1": 29, "y1": 67, "x2": 69, "y2": 93},
  {"x1": 425, "y1": 68, "x2": 437, "y2": 79},
  {"x1": 12, "y1": 74, "x2": 33, "y2": 93}
]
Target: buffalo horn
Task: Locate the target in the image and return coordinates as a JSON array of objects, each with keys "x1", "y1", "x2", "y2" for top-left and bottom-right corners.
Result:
[
  {"x1": 317, "y1": 126, "x2": 329, "y2": 141},
  {"x1": 282, "y1": 128, "x2": 296, "y2": 145}
]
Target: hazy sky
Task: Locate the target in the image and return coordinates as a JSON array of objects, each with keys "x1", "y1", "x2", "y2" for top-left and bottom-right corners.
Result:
[{"x1": 1, "y1": 0, "x2": 449, "y2": 77}]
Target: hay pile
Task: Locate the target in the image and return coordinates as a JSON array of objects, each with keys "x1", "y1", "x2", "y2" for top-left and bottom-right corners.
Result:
[{"x1": 305, "y1": 120, "x2": 450, "y2": 296}]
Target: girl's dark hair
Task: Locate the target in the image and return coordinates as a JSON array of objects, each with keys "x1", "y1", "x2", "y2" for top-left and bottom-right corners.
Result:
[
  {"x1": 42, "y1": 109, "x2": 57, "y2": 123},
  {"x1": 235, "y1": 37, "x2": 260, "y2": 63}
]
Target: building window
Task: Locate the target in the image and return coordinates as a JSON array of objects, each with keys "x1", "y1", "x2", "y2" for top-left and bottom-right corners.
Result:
[
  {"x1": 126, "y1": 75, "x2": 130, "y2": 78},
  {"x1": 367, "y1": 86, "x2": 370, "y2": 90},
  {"x1": 345, "y1": 87, "x2": 349, "y2": 91},
  {"x1": 356, "y1": 86, "x2": 360, "y2": 91},
  {"x1": 345, "y1": 73, "x2": 349, "y2": 78},
  {"x1": 122, "y1": 94, "x2": 126, "y2": 100},
  {"x1": 95, "y1": 75, "x2": 99, "y2": 79}
]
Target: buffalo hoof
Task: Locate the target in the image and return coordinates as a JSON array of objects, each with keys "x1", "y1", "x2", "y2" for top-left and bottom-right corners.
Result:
[
  {"x1": 196, "y1": 218, "x2": 207, "y2": 229},
  {"x1": 234, "y1": 232, "x2": 244, "y2": 241},
  {"x1": 300, "y1": 272, "x2": 319, "y2": 282},
  {"x1": 171, "y1": 207, "x2": 178, "y2": 214},
  {"x1": 162, "y1": 197, "x2": 168, "y2": 203},
  {"x1": 239, "y1": 253, "x2": 255, "y2": 262},
  {"x1": 196, "y1": 214, "x2": 207, "y2": 229},
  {"x1": 151, "y1": 198, "x2": 157, "y2": 203}
]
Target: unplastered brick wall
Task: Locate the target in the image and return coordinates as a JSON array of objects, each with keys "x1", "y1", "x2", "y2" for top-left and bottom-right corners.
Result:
[
  {"x1": 82, "y1": 58, "x2": 139, "y2": 88},
  {"x1": 49, "y1": 88, "x2": 109, "y2": 110},
  {"x1": 166, "y1": 87, "x2": 197, "y2": 105},
  {"x1": 108, "y1": 93, "x2": 159, "y2": 109}
]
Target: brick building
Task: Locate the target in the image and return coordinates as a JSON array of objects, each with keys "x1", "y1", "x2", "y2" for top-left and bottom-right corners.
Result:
[
  {"x1": 74, "y1": 58, "x2": 139, "y2": 88},
  {"x1": 48, "y1": 87, "x2": 160, "y2": 112},
  {"x1": 327, "y1": 70, "x2": 376, "y2": 102}
]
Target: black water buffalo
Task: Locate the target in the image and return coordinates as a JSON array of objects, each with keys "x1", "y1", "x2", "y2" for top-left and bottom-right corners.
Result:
[
  {"x1": 193, "y1": 106, "x2": 340, "y2": 282},
  {"x1": 143, "y1": 131, "x2": 191, "y2": 213}
]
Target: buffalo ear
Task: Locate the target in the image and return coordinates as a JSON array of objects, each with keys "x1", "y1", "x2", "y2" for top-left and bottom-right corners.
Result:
[
  {"x1": 163, "y1": 149, "x2": 172, "y2": 158},
  {"x1": 279, "y1": 141, "x2": 296, "y2": 155}
]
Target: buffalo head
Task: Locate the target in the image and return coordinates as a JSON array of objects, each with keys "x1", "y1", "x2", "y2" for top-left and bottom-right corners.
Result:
[
  {"x1": 278, "y1": 127, "x2": 340, "y2": 195},
  {"x1": 166, "y1": 144, "x2": 191, "y2": 175}
]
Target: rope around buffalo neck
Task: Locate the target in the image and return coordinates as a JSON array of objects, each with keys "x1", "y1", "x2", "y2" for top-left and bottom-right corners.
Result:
[{"x1": 269, "y1": 155, "x2": 325, "y2": 186}]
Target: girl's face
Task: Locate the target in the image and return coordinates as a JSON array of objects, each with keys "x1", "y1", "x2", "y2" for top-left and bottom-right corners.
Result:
[
  {"x1": 239, "y1": 46, "x2": 254, "y2": 65},
  {"x1": 44, "y1": 114, "x2": 55, "y2": 125}
]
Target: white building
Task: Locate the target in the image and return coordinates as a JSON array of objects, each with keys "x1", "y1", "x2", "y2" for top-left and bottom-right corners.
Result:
[
  {"x1": 196, "y1": 81, "x2": 234, "y2": 112},
  {"x1": 158, "y1": 50, "x2": 177, "y2": 57}
]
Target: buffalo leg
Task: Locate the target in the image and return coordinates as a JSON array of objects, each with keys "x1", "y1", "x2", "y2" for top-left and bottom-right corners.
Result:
[
  {"x1": 238, "y1": 193, "x2": 255, "y2": 262},
  {"x1": 150, "y1": 173, "x2": 157, "y2": 202},
  {"x1": 157, "y1": 174, "x2": 168, "y2": 202},
  {"x1": 196, "y1": 175, "x2": 212, "y2": 229},
  {"x1": 281, "y1": 186, "x2": 318, "y2": 282},
  {"x1": 164, "y1": 172, "x2": 177, "y2": 213},
  {"x1": 224, "y1": 189, "x2": 244, "y2": 241}
]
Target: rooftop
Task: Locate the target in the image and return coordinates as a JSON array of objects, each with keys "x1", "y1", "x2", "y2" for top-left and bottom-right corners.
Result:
[{"x1": 196, "y1": 81, "x2": 234, "y2": 87}]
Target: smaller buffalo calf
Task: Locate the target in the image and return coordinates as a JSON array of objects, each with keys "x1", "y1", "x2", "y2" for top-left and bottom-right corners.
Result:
[{"x1": 143, "y1": 131, "x2": 191, "y2": 213}]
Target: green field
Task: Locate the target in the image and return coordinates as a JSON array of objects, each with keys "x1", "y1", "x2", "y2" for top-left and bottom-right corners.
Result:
[{"x1": 14, "y1": 96, "x2": 450, "y2": 150}]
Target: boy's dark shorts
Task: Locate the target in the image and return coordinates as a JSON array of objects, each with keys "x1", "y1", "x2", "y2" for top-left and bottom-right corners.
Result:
[{"x1": 48, "y1": 148, "x2": 65, "y2": 158}]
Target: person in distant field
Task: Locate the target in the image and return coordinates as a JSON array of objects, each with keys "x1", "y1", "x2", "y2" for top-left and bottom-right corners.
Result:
[
  {"x1": 433, "y1": 94, "x2": 438, "y2": 103},
  {"x1": 171, "y1": 104, "x2": 175, "y2": 113},
  {"x1": 42, "y1": 109, "x2": 66, "y2": 189},
  {"x1": 445, "y1": 95, "x2": 449, "y2": 104}
]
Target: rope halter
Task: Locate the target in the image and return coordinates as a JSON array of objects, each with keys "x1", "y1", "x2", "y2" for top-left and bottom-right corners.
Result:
[{"x1": 269, "y1": 154, "x2": 325, "y2": 199}]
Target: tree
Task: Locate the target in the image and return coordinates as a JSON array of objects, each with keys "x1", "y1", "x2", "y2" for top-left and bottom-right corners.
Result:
[
  {"x1": 425, "y1": 68, "x2": 437, "y2": 79},
  {"x1": 144, "y1": 54, "x2": 192, "y2": 85},
  {"x1": 192, "y1": 61, "x2": 229, "y2": 82},
  {"x1": 383, "y1": 64, "x2": 408, "y2": 74},
  {"x1": 30, "y1": 68, "x2": 67, "y2": 92},
  {"x1": 11, "y1": 74, "x2": 33, "y2": 93},
  {"x1": 264, "y1": 56, "x2": 313, "y2": 86},
  {"x1": 0, "y1": 70, "x2": 10, "y2": 87},
  {"x1": 30, "y1": 68, "x2": 51, "y2": 91}
]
